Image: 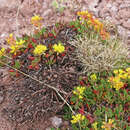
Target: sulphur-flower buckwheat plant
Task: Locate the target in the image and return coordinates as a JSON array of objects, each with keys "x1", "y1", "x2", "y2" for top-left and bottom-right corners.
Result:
[
  {"x1": 0, "y1": 48, "x2": 5, "y2": 58},
  {"x1": 52, "y1": 42, "x2": 65, "y2": 53},
  {"x1": 101, "y1": 119, "x2": 116, "y2": 130},
  {"x1": 73, "y1": 86, "x2": 86, "y2": 99},
  {"x1": 71, "y1": 113, "x2": 85, "y2": 124},
  {"x1": 33, "y1": 44, "x2": 47, "y2": 55},
  {"x1": 77, "y1": 10, "x2": 109, "y2": 40}
]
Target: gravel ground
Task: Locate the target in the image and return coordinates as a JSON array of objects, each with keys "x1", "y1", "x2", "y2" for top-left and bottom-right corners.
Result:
[{"x1": 0, "y1": 0, "x2": 130, "y2": 129}]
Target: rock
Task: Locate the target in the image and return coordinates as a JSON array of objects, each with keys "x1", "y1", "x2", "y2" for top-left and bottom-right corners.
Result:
[
  {"x1": 111, "y1": 17, "x2": 122, "y2": 25},
  {"x1": 83, "y1": 0, "x2": 99, "y2": 13},
  {"x1": 50, "y1": 116, "x2": 62, "y2": 128},
  {"x1": 0, "y1": 33, "x2": 7, "y2": 38},
  {"x1": 0, "y1": 95, "x2": 4, "y2": 104},
  {"x1": 116, "y1": 0, "x2": 123, "y2": 5},
  {"x1": 118, "y1": 8, "x2": 130, "y2": 19},
  {"x1": 99, "y1": 9, "x2": 110, "y2": 18},
  {"x1": 119, "y1": 2, "x2": 130, "y2": 9},
  {"x1": 111, "y1": 5, "x2": 118, "y2": 12},
  {"x1": 42, "y1": 9, "x2": 52, "y2": 17},
  {"x1": 105, "y1": 16, "x2": 112, "y2": 21},
  {"x1": 106, "y1": 3, "x2": 112, "y2": 8},
  {"x1": 122, "y1": 19, "x2": 130, "y2": 29},
  {"x1": 0, "y1": 86, "x2": 4, "y2": 104},
  {"x1": 0, "y1": 0, "x2": 17, "y2": 8},
  {"x1": 117, "y1": 25, "x2": 128, "y2": 38}
]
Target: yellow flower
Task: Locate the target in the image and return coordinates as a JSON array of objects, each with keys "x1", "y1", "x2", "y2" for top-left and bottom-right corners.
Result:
[
  {"x1": 31, "y1": 15, "x2": 43, "y2": 27},
  {"x1": 16, "y1": 39, "x2": 25, "y2": 46},
  {"x1": 53, "y1": 42, "x2": 65, "y2": 53},
  {"x1": 119, "y1": 73, "x2": 128, "y2": 79},
  {"x1": 71, "y1": 114, "x2": 85, "y2": 124},
  {"x1": 0, "y1": 48, "x2": 5, "y2": 57},
  {"x1": 33, "y1": 44, "x2": 47, "y2": 55},
  {"x1": 114, "y1": 81, "x2": 124, "y2": 90},
  {"x1": 126, "y1": 67, "x2": 130, "y2": 73},
  {"x1": 108, "y1": 75, "x2": 124, "y2": 90},
  {"x1": 92, "y1": 122, "x2": 98, "y2": 130},
  {"x1": 10, "y1": 45, "x2": 19, "y2": 55},
  {"x1": 119, "y1": 69, "x2": 125, "y2": 74},
  {"x1": 101, "y1": 119, "x2": 115, "y2": 130},
  {"x1": 9, "y1": 33, "x2": 13, "y2": 37},
  {"x1": 90, "y1": 74, "x2": 97, "y2": 81},
  {"x1": 6, "y1": 33, "x2": 16, "y2": 45},
  {"x1": 86, "y1": 13, "x2": 92, "y2": 19},
  {"x1": 87, "y1": 20, "x2": 92, "y2": 25},
  {"x1": 79, "y1": 95, "x2": 83, "y2": 99},
  {"x1": 94, "y1": 25, "x2": 100, "y2": 32},
  {"x1": 113, "y1": 69, "x2": 118, "y2": 75},
  {"x1": 31, "y1": 15, "x2": 42, "y2": 21},
  {"x1": 73, "y1": 86, "x2": 86, "y2": 99},
  {"x1": 112, "y1": 76, "x2": 120, "y2": 83}
]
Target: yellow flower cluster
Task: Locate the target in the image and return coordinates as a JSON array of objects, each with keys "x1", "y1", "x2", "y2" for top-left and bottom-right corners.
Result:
[
  {"x1": 6, "y1": 34, "x2": 25, "y2": 55},
  {"x1": 108, "y1": 68, "x2": 130, "y2": 90},
  {"x1": 31, "y1": 15, "x2": 43, "y2": 28},
  {"x1": 90, "y1": 73, "x2": 97, "y2": 81},
  {"x1": 16, "y1": 39, "x2": 25, "y2": 46},
  {"x1": 10, "y1": 39, "x2": 25, "y2": 55},
  {"x1": 92, "y1": 122, "x2": 98, "y2": 130},
  {"x1": 71, "y1": 114, "x2": 85, "y2": 124},
  {"x1": 73, "y1": 86, "x2": 86, "y2": 99},
  {"x1": 101, "y1": 119, "x2": 115, "y2": 130},
  {"x1": 77, "y1": 10, "x2": 109, "y2": 40},
  {"x1": 10, "y1": 45, "x2": 19, "y2": 55},
  {"x1": 108, "y1": 76, "x2": 124, "y2": 91},
  {"x1": 33, "y1": 44, "x2": 47, "y2": 55},
  {"x1": 0, "y1": 48, "x2": 5, "y2": 57},
  {"x1": 113, "y1": 68, "x2": 130, "y2": 79},
  {"x1": 6, "y1": 33, "x2": 15, "y2": 45},
  {"x1": 52, "y1": 42, "x2": 65, "y2": 53}
]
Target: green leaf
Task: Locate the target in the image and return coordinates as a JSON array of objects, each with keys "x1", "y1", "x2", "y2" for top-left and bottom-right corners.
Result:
[
  {"x1": 52, "y1": 0, "x2": 59, "y2": 8},
  {"x1": 72, "y1": 124, "x2": 79, "y2": 130},
  {"x1": 14, "y1": 60, "x2": 21, "y2": 69},
  {"x1": 51, "y1": 29, "x2": 56, "y2": 36},
  {"x1": 55, "y1": 22, "x2": 60, "y2": 28},
  {"x1": 32, "y1": 57, "x2": 40, "y2": 66},
  {"x1": 107, "y1": 108, "x2": 113, "y2": 118},
  {"x1": 40, "y1": 27, "x2": 46, "y2": 35},
  {"x1": 9, "y1": 71, "x2": 16, "y2": 76},
  {"x1": 31, "y1": 42, "x2": 36, "y2": 48},
  {"x1": 59, "y1": 7, "x2": 64, "y2": 13}
]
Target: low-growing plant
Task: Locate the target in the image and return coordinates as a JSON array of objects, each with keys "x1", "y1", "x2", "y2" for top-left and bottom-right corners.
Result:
[{"x1": 68, "y1": 68, "x2": 130, "y2": 129}]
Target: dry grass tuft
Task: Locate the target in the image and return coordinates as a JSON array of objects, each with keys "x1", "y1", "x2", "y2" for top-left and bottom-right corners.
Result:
[{"x1": 70, "y1": 34, "x2": 129, "y2": 73}]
